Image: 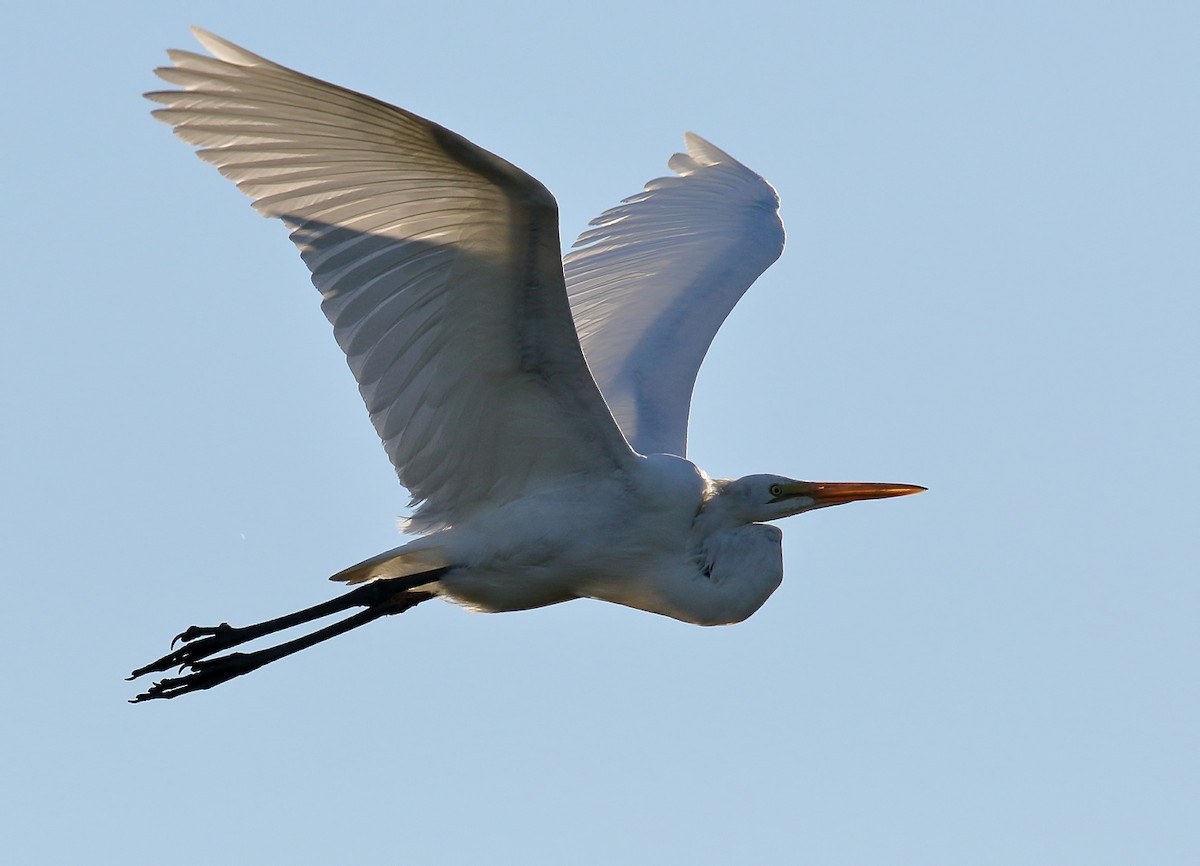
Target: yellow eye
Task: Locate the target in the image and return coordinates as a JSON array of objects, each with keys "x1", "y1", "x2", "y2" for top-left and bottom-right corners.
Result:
[{"x1": 769, "y1": 484, "x2": 783, "y2": 498}]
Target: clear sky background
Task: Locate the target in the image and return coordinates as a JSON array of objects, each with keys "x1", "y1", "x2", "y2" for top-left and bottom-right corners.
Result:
[{"x1": 5, "y1": 2, "x2": 1197, "y2": 863}]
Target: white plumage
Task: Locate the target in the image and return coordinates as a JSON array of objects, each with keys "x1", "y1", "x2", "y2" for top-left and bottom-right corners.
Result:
[
  {"x1": 566, "y1": 133, "x2": 785, "y2": 457},
  {"x1": 130, "y1": 29, "x2": 922, "y2": 701}
]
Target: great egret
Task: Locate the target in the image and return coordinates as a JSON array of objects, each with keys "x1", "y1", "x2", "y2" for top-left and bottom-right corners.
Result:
[{"x1": 129, "y1": 29, "x2": 924, "y2": 702}]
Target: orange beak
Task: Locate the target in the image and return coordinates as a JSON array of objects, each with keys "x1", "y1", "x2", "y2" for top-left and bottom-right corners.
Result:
[{"x1": 779, "y1": 481, "x2": 926, "y2": 508}]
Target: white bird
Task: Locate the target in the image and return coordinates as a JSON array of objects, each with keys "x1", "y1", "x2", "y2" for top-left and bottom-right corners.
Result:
[{"x1": 129, "y1": 29, "x2": 924, "y2": 701}]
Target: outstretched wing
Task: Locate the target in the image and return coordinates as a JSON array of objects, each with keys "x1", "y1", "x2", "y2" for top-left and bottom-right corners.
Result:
[
  {"x1": 149, "y1": 29, "x2": 634, "y2": 533},
  {"x1": 564, "y1": 134, "x2": 785, "y2": 457}
]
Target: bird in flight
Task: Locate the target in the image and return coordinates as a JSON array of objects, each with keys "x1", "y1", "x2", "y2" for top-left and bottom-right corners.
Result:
[{"x1": 129, "y1": 28, "x2": 924, "y2": 701}]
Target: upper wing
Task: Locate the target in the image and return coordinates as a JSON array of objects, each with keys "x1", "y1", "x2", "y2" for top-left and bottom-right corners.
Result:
[
  {"x1": 564, "y1": 134, "x2": 785, "y2": 457},
  {"x1": 149, "y1": 28, "x2": 634, "y2": 533}
]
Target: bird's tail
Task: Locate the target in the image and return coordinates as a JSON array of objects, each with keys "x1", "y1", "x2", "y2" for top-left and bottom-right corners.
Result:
[{"x1": 329, "y1": 542, "x2": 450, "y2": 586}]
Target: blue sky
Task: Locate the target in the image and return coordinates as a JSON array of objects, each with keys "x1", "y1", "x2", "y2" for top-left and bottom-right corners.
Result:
[{"x1": 5, "y1": 2, "x2": 1198, "y2": 863}]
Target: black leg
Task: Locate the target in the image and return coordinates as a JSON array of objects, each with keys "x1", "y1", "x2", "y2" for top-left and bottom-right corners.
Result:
[
  {"x1": 129, "y1": 590, "x2": 434, "y2": 702},
  {"x1": 128, "y1": 568, "x2": 447, "y2": 701}
]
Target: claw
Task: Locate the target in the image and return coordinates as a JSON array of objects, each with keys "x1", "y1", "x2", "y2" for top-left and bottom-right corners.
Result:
[
  {"x1": 171, "y1": 623, "x2": 233, "y2": 649},
  {"x1": 129, "y1": 623, "x2": 248, "y2": 680},
  {"x1": 130, "y1": 652, "x2": 263, "y2": 701}
]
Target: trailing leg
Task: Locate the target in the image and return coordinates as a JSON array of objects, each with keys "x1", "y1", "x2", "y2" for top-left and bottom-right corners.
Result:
[{"x1": 128, "y1": 568, "x2": 446, "y2": 701}]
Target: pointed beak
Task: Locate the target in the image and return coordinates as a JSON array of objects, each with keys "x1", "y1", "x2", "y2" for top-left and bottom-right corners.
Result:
[{"x1": 780, "y1": 481, "x2": 926, "y2": 508}]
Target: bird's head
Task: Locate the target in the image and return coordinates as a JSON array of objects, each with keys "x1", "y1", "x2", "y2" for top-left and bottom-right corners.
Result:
[{"x1": 714, "y1": 474, "x2": 925, "y2": 524}]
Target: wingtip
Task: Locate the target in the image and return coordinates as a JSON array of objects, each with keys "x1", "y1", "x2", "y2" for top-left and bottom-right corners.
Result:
[
  {"x1": 187, "y1": 25, "x2": 224, "y2": 57},
  {"x1": 186, "y1": 25, "x2": 275, "y2": 68},
  {"x1": 683, "y1": 132, "x2": 743, "y2": 167},
  {"x1": 189, "y1": 24, "x2": 225, "y2": 52},
  {"x1": 666, "y1": 132, "x2": 752, "y2": 177}
]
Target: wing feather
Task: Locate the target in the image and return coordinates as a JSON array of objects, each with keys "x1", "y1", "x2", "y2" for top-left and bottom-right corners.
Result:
[
  {"x1": 151, "y1": 28, "x2": 633, "y2": 532},
  {"x1": 564, "y1": 134, "x2": 785, "y2": 457}
]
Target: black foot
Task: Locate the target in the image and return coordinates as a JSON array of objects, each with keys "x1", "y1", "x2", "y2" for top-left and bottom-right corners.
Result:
[
  {"x1": 128, "y1": 622, "x2": 246, "y2": 680},
  {"x1": 130, "y1": 651, "x2": 269, "y2": 702},
  {"x1": 173, "y1": 623, "x2": 234, "y2": 648}
]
